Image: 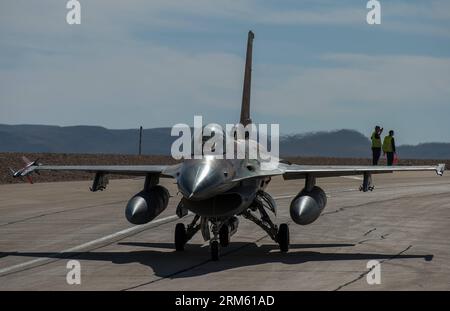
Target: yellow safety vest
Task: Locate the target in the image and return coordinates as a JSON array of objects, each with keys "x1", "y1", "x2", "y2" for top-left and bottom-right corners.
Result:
[
  {"x1": 371, "y1": 132, "x2": 381, "y2": 148},
  {"x1": 383, "y1": 136, "x2": 393, "y2": 153}
]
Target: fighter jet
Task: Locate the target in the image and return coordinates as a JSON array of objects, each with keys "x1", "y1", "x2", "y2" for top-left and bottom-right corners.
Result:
[{"x1": 11, "y1": 31, "x2": 445, "y2": 261}]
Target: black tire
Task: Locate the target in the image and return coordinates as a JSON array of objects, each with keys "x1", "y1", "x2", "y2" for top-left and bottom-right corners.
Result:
[
  {"x1": 219, "y1": 225, "x2": 230, "y2": 247},
  {"x1": 175, "y1": 223, "x2": 187, "y2": 251},
  {"x1": 277, "y1": 223, "x2": 290, "y2": 252},
  {"x1": 211, "y1": 240, "x2": 219, "y2": 261}
]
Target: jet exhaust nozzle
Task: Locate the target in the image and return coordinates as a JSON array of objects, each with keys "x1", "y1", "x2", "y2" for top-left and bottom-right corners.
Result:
[
  {"x1": 290, "y1": 186, "x2": 327, "y2": 225},
  {"x1": 125, "y1": 185, "x2": 170, "y2": 225}
]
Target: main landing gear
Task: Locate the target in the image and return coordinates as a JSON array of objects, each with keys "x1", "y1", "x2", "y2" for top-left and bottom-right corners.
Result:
[
  {"x1": 174, "y1": 191, "x2": 289, "y2": 260},
  {"x1": 174, "y1": 223, "x2": 187, "y2": 251},
  {"x1": 242, "y1": 210, "x2": 290, "y2": 253},
  {"x1": 174, "y1": 216, "x2": 290, "y2": 260},
  {"x1": 242, "y1": 191, "x2": 290, "y2": 253},
  {"x1": 277, "y1": 223, "x2": 290, "y2": 253}
]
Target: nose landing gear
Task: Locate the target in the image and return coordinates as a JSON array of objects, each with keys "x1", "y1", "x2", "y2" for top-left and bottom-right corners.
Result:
[
  {"x1": 209, "y1": 221, "x2": 221, "y2": 261},
  {"x1": 210, "y1": 240, "x2": 220, "y2": 261},
  {"x1": 219, "y1": 225, "x2": 230, "y2": 247}
]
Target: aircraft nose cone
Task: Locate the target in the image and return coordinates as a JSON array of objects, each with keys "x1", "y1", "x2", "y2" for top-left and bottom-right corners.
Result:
[{"x1": 178, "y1": 160, "x2": 228, "y2": 200}]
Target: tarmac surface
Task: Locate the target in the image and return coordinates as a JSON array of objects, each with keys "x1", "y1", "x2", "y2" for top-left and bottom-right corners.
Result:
[{"x1": 0, "y1": 171, "x2": 449, "y2": 290}]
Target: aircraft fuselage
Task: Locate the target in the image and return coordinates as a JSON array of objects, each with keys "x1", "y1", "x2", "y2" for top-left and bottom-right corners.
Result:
[{"x1": 176, "y1": 156, "x2": 270, "y2": 218}]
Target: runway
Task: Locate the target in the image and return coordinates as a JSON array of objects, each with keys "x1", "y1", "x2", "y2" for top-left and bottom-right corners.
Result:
[{"x1": 0, "y1": 171, "x2": 449, "y2": 290}]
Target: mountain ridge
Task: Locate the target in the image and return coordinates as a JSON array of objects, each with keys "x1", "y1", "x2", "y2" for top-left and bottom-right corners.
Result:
[{"x1": 1, "y1": 124, "x2": 449, "y2": 159}]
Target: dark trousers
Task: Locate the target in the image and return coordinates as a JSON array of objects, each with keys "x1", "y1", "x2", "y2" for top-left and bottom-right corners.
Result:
[
  {"x1": 372, "y1": 148, "x2": 381, "y2": 165},
  {"x1": 386, "y1": 152, "x2": 394, "y2": 166}
]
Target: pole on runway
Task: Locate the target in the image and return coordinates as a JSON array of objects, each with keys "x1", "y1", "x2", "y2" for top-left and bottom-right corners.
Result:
[{"x1": 138, "y1": 126, "x2": 143, "y2": 155}]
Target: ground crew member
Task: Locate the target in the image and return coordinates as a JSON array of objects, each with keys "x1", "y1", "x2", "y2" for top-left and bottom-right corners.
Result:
[
  {"x1": 371, "y1": 125, "x2": 383, "y2": 165},
  {"x1": 383, "y1": 130, "x2": 396, "y2": 166}
]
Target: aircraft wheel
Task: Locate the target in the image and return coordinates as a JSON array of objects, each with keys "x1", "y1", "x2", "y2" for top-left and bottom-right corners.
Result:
[
  {"x1": 277, "y1": 223, "x2": 290, "y2": 253},
  {"x1": 211, "y1": 240, "x2": 220, "y2": 261},
  {"x1": 219, "y1": 225, "x2": 230, "y2": 247},
  {"x1": 175, "y1": 223, "x2": 187, "y2": 251}
]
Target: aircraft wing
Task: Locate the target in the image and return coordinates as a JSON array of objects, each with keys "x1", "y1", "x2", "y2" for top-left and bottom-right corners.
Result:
[
  {"x1": 280, "y1": 163, "x2": 446, "y2": 179},
  {"x1": 14, "y1": 163, "x2": 180, "y2": 179},
  {"x1": 231, "y1": 162, "x2": 445, "y2": 190},
  {"x1": 10, "y1": 157, "x2": 183, "y2": 190}
]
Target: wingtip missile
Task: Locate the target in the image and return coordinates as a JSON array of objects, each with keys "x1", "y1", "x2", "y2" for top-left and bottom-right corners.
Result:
[
  {"x1": 436, "y1": 163, "x2": 445, "y2": 176},
  {"x1": 10, "y1": 156, "x2": 41, "y2": 183}
]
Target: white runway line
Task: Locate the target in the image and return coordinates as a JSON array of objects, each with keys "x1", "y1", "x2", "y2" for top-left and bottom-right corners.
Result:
[
  {"x1": 341, "y1": 176, "x2": 363, "y2": 181},
  {"x1": 272, "y1": 194, "x2": 295, "y2": 200},
  {"x1": 0, "y1": 194, "x2": 298, "y2": 276},
  {"x1": 0, "y1": 192, "x2": 343, "y2": 276},
  {"x1": 0, "y1": 214, "x2": 181, "y2": 276}
]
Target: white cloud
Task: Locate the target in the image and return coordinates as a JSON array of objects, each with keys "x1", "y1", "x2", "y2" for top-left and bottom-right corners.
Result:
[
  {"x1": 2, "y1": 1, "x2": 450, "y2": 43},
  {"x1": 1, "y1": 1, "x2": 450, "y2": 144},
  {"x1": 252, "y1": 53, "x2": 450, "y2": 143},
  {"x1": 0, "y1": 41, "x2": 244, "y2": 127},
  {"x1": 257, "y1": 53, "x2": 450, "y2": 113}
]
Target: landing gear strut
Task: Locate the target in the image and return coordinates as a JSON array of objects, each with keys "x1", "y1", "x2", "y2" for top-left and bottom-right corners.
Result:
[
  {"x1": 242, "y1": 193, "x2": 290, "y2": 253},
  {"x1": 219, "y1": 225, "x2": 230, "y2": 247},
  {"x1": 210, "y1": 240, "x2": 219, "y2": 261},
  {"x1": 360, "y1": 172, "x2": 374, "y2": 192},
  {"x1": 210, "y1": 220, "x2": 221, "y2": 261}
]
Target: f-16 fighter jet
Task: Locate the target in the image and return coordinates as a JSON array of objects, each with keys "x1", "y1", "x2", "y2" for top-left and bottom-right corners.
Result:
[{"x1": 12, "y1": 31, "x2": 445, "y2": 260}]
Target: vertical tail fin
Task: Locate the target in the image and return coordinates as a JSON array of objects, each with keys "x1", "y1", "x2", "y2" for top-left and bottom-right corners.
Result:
[{"x1": 240, "y1": 30, "x2": 254, "y2": 126}]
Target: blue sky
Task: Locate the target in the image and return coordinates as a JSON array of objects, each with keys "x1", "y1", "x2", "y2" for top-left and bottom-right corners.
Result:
[{"x1": 1, "y1": 0, "x2": 449, "y2": 144}]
